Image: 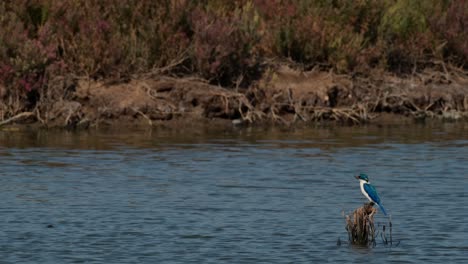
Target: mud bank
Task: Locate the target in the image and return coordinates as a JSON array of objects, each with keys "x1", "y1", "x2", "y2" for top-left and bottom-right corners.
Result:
[{"x1": 1, "y1": 67, "x2": 468, "y2": 129}]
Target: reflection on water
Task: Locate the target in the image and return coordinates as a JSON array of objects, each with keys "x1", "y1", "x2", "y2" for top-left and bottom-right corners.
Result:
[
  {"x1": 0, "y1": 123, "x2": 467, "y2": 263},
  {"x1": 1, "y1": 122, "x2": 467, "y2": 150}
]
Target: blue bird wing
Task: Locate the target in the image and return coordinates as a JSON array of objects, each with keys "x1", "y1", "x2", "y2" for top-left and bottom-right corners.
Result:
[
  {"x1": 364, "y1": 183, "x2": 388, "y2": 216},
  {"x1": 363, "y1": 183, "x2": 381, "y2": 204}
]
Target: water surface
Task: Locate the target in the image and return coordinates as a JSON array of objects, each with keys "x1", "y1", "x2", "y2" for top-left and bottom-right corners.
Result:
[{"x1": 1, "y1": 123, "x2": 467, "y2": 263}]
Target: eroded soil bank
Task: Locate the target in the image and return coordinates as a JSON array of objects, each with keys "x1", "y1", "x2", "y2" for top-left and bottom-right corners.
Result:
[{"x1": 1, "y1": 66, "x2": 468, "y2": 129}]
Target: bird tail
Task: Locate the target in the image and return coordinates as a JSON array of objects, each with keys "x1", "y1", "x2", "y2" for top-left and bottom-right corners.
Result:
[{"x1": 378, "y1": 203, "x2": 387, "y2": 216}]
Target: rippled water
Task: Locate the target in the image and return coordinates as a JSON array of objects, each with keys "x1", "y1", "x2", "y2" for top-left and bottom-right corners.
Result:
[{"x1": 1, "y1": 123, "x2": 467, "y2": 263}]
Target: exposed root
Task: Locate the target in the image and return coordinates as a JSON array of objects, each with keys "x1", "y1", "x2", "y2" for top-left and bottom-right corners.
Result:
[
  {"x1": 0, "y1": 112, "x2": 36, "y2": 127},
  {"x1": 237, "y1": 95, "x2": 264, "y2": 123},
  {"x1": 34, "y1": 108, "x2": 46, "y2": 125},
  {"x1": 1, "y1": 65, "x2": 467, "y2": 128},
  {"x1": 135, "y1": 110, "x2": 153, "y2": 126},
  {"x1": 269, "y1": 106, "x2": 287, "y2": 124}
]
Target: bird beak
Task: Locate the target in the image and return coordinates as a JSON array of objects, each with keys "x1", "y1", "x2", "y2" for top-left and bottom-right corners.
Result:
[{"x1": 354, "y1": 175, "x2": 360, "y2": 180}]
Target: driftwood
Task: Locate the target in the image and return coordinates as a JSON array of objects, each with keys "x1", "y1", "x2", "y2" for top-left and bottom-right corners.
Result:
[{"x1": 345, "y1": 202, "x2": 394, "y2": 247}]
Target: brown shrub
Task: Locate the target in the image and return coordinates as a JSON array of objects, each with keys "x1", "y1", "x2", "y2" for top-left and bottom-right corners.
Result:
[
  {"x1": 190, "y1": 2, "x2": 261, "y2": 86},
  {"x1": 431, "y1": 0, "x2": 468, "y2": 63}
]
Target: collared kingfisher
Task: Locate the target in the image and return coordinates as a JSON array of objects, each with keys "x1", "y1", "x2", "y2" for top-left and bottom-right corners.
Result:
[{"x1": 355, "y1": 173, "x2": 387, "y2": 216}]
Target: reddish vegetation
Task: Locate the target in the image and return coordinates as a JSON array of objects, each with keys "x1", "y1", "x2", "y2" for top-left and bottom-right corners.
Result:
[{"x1": 0, "y1": 1, "x2": 467, "y2": 128}]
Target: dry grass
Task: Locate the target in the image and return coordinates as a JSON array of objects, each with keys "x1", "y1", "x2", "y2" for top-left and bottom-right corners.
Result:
[{"x1": 346, "y1": 202, "x2": 378, "y2": 246}]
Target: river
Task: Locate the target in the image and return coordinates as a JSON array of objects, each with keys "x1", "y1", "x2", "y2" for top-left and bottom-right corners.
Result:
[{"x1": 1, "y1": 123, "x2": 467, "y2": 263}]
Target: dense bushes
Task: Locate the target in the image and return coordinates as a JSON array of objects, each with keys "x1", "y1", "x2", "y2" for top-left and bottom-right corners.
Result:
[{"x1": 0, "y1": 0, "x2": 466, "y2": 97}]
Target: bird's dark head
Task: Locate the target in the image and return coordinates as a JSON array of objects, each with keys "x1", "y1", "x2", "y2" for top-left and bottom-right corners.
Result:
[{"x1": 355, "y1": 173, "x2": 369, "y2": 182}]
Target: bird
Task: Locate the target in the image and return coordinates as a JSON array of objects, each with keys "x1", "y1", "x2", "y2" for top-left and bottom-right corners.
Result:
[{"x1": 355, "y1": 173, "x2": 387, "y2": 216}]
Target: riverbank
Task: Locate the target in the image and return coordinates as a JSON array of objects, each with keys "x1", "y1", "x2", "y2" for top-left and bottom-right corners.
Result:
[
  {"x1": 2, "y1": 1, "x2": 467, "y2": 129},
  {"x1": 1, "y1": 65, "x2": 467, "y2": 130}
]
